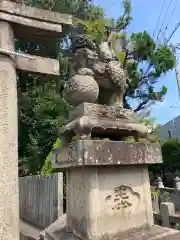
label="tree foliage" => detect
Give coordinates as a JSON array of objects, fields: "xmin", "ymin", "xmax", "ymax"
[
  {"xmin": 77, "ymin": 0, "xmax": 176, "ymax": 112},
  {"xmin": 18, "ymin": 0, "xmax": 175, "ymax": 175},
  {"xmin": 40, "ymin": 138, "xmax": 62, "ymax": 175},
  {"xmin": 18, "ymin": 0, "xmax": 104, "ymax": 175},
  {"xmin": 18, "ymin": 76, "xmax": 71, "ymax": 174},
  {"xmin": 149, "ymin": 138, "xmax": 180, "ymax": 178},
  {"xmin": 116, "ymin": 31, "xmax": 175, "ymax": 110},
  {"xmin": 116, "ymin": 0, "xmax": 132, "ymax": 30},
  {"xmin": 161, "ymin": 139, "xmax": 180, "ymax": 171}
]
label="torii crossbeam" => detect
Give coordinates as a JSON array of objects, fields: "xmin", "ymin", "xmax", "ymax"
[{"xmin": 0, "ymin": 1, "xmax": 72, "ymax": 239}]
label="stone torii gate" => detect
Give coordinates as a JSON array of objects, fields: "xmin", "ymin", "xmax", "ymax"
[{"xmin": 0, "ymin": 1, "xmax": 72, "ymax": 239}]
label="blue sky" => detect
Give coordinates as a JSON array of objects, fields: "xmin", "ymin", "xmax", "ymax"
[{"xmin": 93, "ymin": 0, "xmax": 180, "ymax": 125}]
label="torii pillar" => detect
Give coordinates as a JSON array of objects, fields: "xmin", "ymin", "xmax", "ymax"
[
  {"xmin": 0, "ymin": 20, "xmax": 19, "ymax": 240},
  {"xmin": 0, "ymin": 1, "xmax": 72, "ymax": 239}
]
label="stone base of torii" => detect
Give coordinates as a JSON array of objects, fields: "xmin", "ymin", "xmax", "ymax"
[{"xmin": 0, "ymin": 1, "xmax": 72, "ymax": 239}]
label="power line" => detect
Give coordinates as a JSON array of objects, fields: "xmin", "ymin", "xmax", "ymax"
[
  {"xmin": 165, "ymin": 21, "xmax": 180, "ymax": 43},
  {"xmin": 144, "ymin": 1, "xmax": 171, "ymax": 82},
  {"xmin": 144, "ymin": 0, "xmax": 176, "ymax": 85},
  {"xmin": 156, "ymin": 0, "xmax": 173, "ymax": 40},
  {"xmin": 153, "ymin": 0, "xmax": 166, "ymax": 37},
  {"xmin": 161, "ymin": 0, "xmax": 179, "ymax": 41}
]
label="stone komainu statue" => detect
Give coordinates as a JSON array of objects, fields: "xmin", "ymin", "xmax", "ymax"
[
  {"xmin": 71, "ymin": 33, "xmax": 97, "ymax": 53},
  {"xmin": 66, "ymin": 29, "xmax": 127, "ymax": 108},
  {"xmin": 60, "ymin": 27, "xmax": 149, "ymax": 145}
]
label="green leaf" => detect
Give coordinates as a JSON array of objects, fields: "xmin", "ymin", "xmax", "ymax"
[{"xmin": 118, "ymin": 51, "xmax": 126, "ymax": 64}]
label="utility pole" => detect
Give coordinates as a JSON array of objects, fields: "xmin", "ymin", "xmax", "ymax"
[
  {"xmin": 170, "ymin": 44, "xmax": 180, "ymax": 108},
  {"xmin": 175, "ymin": 58, "xmax": 180, "ymax": 98}
]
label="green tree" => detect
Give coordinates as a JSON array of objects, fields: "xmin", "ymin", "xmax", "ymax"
[
  {"xmin": 77, "ymin": 0, "xmax": 176, "ymax": 112},
  {"xmin": 123, "ymin": 34, "xmax": 175, "ymax": 112},
  {"xmin": 18, "ymin": 0, "xmax": 175, "ymax": 175},
  {"xmin": 149, "ymin": 138, "xmax": 180, "ymax": 179},
  {"xmin": 18, "ymin": 0, "xmax": 105, "ymax": 174},
  {"xmin": 18, "ymin": 77, "xmax": 71, "ymax": 174},
  {"xmin": 40, "ymin": 138, "xmax": 63, "ymax": 175},
  {"xmin": 161, "ymin": 139, "xmax": 180, "ymax": 172}
]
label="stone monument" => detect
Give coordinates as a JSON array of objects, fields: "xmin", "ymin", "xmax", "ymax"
[
  {"xmin": 0, "ymin": 1, "xmax": 72, "ymax": 239},
  {"xmin": 48, "ymin": 33, "xmax": 180, "ymax": 239}
]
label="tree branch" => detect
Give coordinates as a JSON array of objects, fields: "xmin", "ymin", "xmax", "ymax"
[
  {"xmin": 134, "ymin": 99, "xmax": 149, "ymax": 112},
  {"xmin": 121, "ymin": 9, "xmax": 128, "ymax": 22},
  {"xmin": 139, "ymin": 72, "xmax": 157, "ymax": 88},
  {"xmin": 126, "ymin": 50, "xmax": 137, "ymax": 57},
  {"xmin": 116, "ymin": 9, "xmax": 128, "ymax": 29},
  {"xmin": 130, "ymin": 94, "xmax": 148, "ymax": 99},
  {"xmin": 141, "ymin": 72, "xmax": 155, "ymax": 80},
  {"xmin": 142, "ymin": 64, "xmax": 153, "ymax": 78}
]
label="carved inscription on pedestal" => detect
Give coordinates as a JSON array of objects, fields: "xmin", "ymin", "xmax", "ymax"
[{"xmin": 105, "ymin": 185, "xmax": 140, "ymax": 217}]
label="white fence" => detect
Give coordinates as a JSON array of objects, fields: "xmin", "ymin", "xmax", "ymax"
[{"xmin": 19, "ymin": 173, "xmax": 63, "ymax": 229}]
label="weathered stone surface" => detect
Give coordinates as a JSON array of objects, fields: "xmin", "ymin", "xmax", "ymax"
[
  {"xmin": 0, "ymin": 2, "xmax": 72, "ymax": 240},
  {"xmin": 66, "ymin": 166, "xmax": 153, "ymax": 240},
  {"xmin": 59, "ymin": 116, "xmax": 149, "ymax": 141},
  {"xmin": 73, "ymin": 48, "xmax": 99, "ymax": 71},
  {"xmin": 92, "ymin": 61, "xmax": 106, "ymax": 76},
  {"xmin": 46, "ymin": 20, "xmax": 173, "ymax": 240},
  {"xmin": 73, "ymin": 48, "xmax": 110, "ymax": 88},
  {"xmin": 41, "ymin": 213, "xmax": 180, "ymax": 240},
  {"xmin": 77, "ymin": 68, "xmax": 94, "ymax": 76},
  {"xmin": 160, "ymin": 202, "xmax": 175, "ymax": 228},
  {"xmin": 69, "ymin": 102, "xmax": 134, "ymax": 121},
  {"xmin": 0, "ymin": 1, "xmax": 72, "ymax": 25},
  {"xmin": 0, "ymin": 1, "xmax": 73, "ymax": 40},
  {"xmin": 71, "ymin": 34, "xmax": 96, "ymax": 52},
  {"xmin": 0, "ymin": 21, "xmax": 19, "ymax": 240},
  {"xmin": 115, "ymin": 225, "xmax": 180, "ymax": 239},
  {"xmin": 65, "ymin": 75, "xmax": 99, "ymax": 106},
  {"xmin": 99, "ymin": 41, "xmax": 114, "ymax": 61},
  {"xmin": 42, "ymin": 215, "xmax": 180, "ymax": 240},
  {"xmin": 108, "ymin": 61, "xmax": 126, "ymax": 88},
  {"xmin": 98, "ymin": 87, "xmax": 125, "ymax": 105},
  {"xmin": 40, "ymin": 214, "xmax": 71, "ymax": 240},
  {"xmin": 107, "ymin": 90, "xmax": 125, "ymax": 107},
  {"xmin": 68, "ymin": 31, "xmax": 128, "ymax": 106},
  {"xmin": 20, "ymin": 219, "xmax": 41, "ymax": 240},
  {"xmin": 0, "ymin": 12, "xmax": 62, "ymax": 40},
  {"xmin": 54, "ymin": 140, "xmax": 162, "ymax": 167},
  {"xmin": 15, "ymin": 54, "xmax": 59, "ymax": 75}
]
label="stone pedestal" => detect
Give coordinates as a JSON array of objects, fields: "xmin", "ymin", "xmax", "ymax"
[
  {"xmin": 53, "ymin": 140, "xmax": 168, "ymax": 240},
  {"xmin": 48, "ymin": 103, "xmax": 180, "ymax": 239},
  {"xmin": 49, "ymin": 139, "xmax": 180, "ymax": 240},
  {"xmin": 67, "ymin": 165, "xmax": 153, "ymax": 240}
]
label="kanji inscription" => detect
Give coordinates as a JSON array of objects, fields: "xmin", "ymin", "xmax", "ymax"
[{"xmin": 105, "ymin": 185, "xmax": 140, "ymax": 215}]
